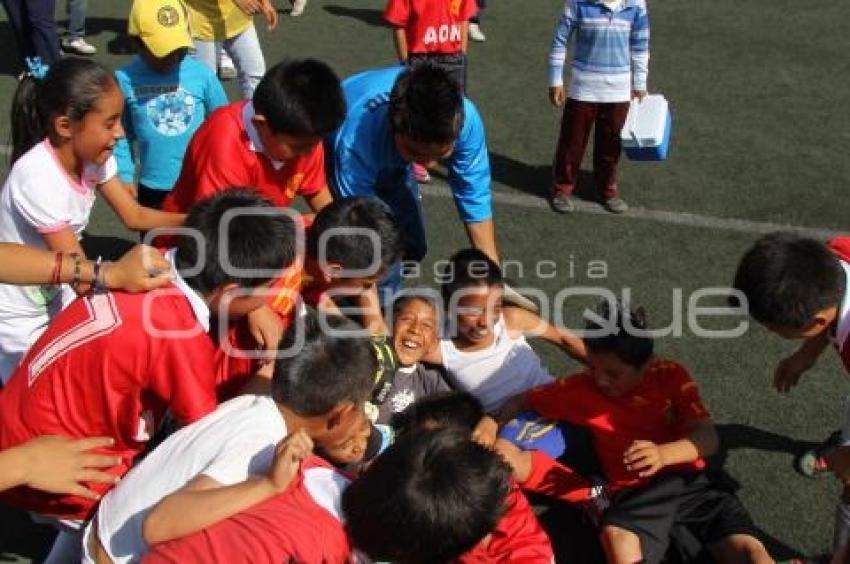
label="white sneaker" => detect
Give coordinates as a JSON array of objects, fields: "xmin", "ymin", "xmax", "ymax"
[
  {"xmin": 290, "ymin": 0, "xmax": 308, "ymax": 17},
  {"xmin": 468, "ymin": 22, "xmax": 486, "ymax": 42},
  {"xmin": 61, "ymin": 37, "xmax": 97, "ymax": 55}
]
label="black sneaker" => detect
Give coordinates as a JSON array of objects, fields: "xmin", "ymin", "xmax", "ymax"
[{"xmin": 550, "ymin": 189, "xmax": 576, "ymax": 213}]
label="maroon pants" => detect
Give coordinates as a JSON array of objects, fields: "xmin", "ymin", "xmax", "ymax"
[{"xmin": 552, "ymin": 98, "xmax": 630, "ymax": 200}]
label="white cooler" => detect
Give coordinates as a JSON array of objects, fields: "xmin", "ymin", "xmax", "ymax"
[{"xmin": 621, "ymin": 94, "xmax": 672, "ymax": 161}]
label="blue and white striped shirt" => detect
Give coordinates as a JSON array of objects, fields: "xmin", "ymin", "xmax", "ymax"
[{"xmin": 548, "ymin": 0, "xmax": 650, "ymax": 103}]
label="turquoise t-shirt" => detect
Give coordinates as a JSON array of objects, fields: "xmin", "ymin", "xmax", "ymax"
[{"xmin": 114, "ymin": 55, "xmax": 228, "ymax": 191}]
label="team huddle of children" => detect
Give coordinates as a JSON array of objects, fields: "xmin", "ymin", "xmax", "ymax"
[{"xmin": 0, "ymin": 0, "xmax": 845, "ymax": 562}]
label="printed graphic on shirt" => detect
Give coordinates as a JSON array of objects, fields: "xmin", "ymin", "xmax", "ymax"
[
  {"xmin": 389, "ymin": 389, "xmax": 416, "ymax": 413},
  {"xmin": 422, "ymin": 24, "xmax": 463, "ymax": 46},
  {"xmin": 143, "ymin": 86, "xmax": 197, "ymax": 137}
]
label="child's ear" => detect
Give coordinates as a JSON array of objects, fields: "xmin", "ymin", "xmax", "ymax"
[
  {"xmin": 326, "ymin": 401, "xmax": 357, "ymax": 432},
  {"xmin": 54, "ymin": 115, "xmax": 73, "ymax": 140},
  {"xmin": 251, "ymin": 114, "xmax": 269, "ymax": 135}
]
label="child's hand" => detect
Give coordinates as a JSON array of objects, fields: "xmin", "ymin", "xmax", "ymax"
[
  {"xmin": 623, "ymin": 440, "xmax": 666, "ymax": 478},
  {"xmin": 105, "ymin": 245, "xmax": 172, "ymax": 292},
  {"xmin": 549, "ymin": 86, "xmax": 566, "ymax": 107},
  {"xmin": 266, "ymin": 430, "xmax": 313, "ymax": 494},
  {"xmin": 246, "ymin": 305, "xmax": 284, "ymax": 366},
  {"xmin": 773, "ymin": 351, "xmax": 815, "ymax": 393},
  {"xmin": 472, "ymin": 416, "xmax": 499, "ymax": 449},
  {"xmin": 259, "ymin": 0, "xmax": 279, "ymax": 30},
  {"xmin": 19, "ymin": 436, "xmax": 121, "ymax": 499}
]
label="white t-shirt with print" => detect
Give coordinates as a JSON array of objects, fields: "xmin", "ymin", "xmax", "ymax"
[
  {"xmin": 86, "ymin": 394, "xmax": 287, "ymax": 564},
  {"xmin": 0, "ymin": 139, "xmax": 117, "ymax": 382}
]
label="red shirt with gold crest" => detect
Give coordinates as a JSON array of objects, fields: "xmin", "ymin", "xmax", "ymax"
[
  {"xmin": 526, "ymin": 359, "xmax": 711, "ymax": 490},
  {"xmin": 162, "ymin": 101, "xmax": 325, "ymax": 212}
]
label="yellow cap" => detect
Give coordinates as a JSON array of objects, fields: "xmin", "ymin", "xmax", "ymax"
[{"xmin": 128, "ymin": 0, "xmax": 193, "ymax": 59}]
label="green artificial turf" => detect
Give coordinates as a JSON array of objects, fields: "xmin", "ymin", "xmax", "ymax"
[{"xmin": 1, "ymin": 0, "xmax": 847, "ymax": 560}]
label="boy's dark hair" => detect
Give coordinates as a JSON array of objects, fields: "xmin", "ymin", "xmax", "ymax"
[
  {"xmin": 391, "ymin": 291, "xmax": 439, "ymax": 319},
  {"xmin": 440, "ymin": 248, "xmax": 503, "ymax": 304},
  {"xmin": 343, "ymin": 427, "xmax": 511, "ymax": 564},
  {"xmin": 306, "ymin": 197, "xmax": 403, "ymax": 273},
  {"xmin": 272, "ymin": 312, "xmax": 376, "ymax": 416},
  {"xmin": 731, "ymin": 232, "xmax": 845, "ymax": 329},
  {"xmin": 391, "ymin": 391, "xmax": 484, "ymax": 435},
  {"xmin": 584, "ymin": 300, "xmax": 654, "ymax": 369},
  {"xmin": 11, "ymin": 58, "xmax": 115, "ymax": 164},
  {"xmin": 174, "ymin": 189, "xmax": 296, "ymax": 295},
  {"xmin": 389, "ymin": 64, "xmax": 464, "ymax": 144},
  {"xmin": 252, "ymin": 59, "xmax": 346, "ymax": 137}
]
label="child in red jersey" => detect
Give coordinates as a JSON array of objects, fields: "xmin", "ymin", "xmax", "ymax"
[
  {"xmin": 497, "ymin": 300, "xmax": 772, "ymax": 564},
  {"xmin": 384, "ymin": 0, "xmax": 477, "ymax": 92},
  {"xmin": 0, "ymin": 191, "xmax": 297, "ymax": 560},
  {"xmin": 384, "ymin": 0, "xmax": 477, "ymax": 183},
  {"xmin": 162, "ymin": 58, "xmax": 345, "ymax": 215}
]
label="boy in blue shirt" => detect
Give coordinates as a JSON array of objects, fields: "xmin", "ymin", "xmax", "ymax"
[
  {"xmin": 326, "ymin": 64, "xmax": 497, "ymax": 294},
  {"xmin": 114, "ymin": 0, "xmax": 228, "ymax": 209}
]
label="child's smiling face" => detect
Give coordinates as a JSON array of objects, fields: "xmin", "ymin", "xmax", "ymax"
[
  {"xmin": 68, "ymin": 81, "xmax": 124, "ymax": 166},
  {"xmin": 393, "ymin": 298, "xmax": 438, "ymax": 366},
  {"xmin": 451, "ymin": 284, "xmax": 503, "ymax": 347}
]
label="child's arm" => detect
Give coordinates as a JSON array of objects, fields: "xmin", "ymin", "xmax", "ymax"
[
  {"xmin": 504, "ymin": 305, "xmax": 587, "ymax": 364},
  {"xmin": 99, "ymin": 177, "xmax": 186, "ymax": 232},
  {"xmin": 623, "ymin": 419, "xmax": 719, "ymax": 479},
  {"xmin": 774, "ymin": 330, "xmax": 830, "ymax": 393},
  {"xmin": 304, "ymin": 187, "xmax": 333, "ymax": 214},
  {"xmin": 548, "ymin": 0, "xmax": 576, "ymax": 107},
  {"xmin": 393, "ymin": 27, "xmax": 409, "ymax": 63},
  {"xmin": 41, "ymin": 228, "xmax": 90, "ymax": 294},
  {"xmin": 142, "ymin": 429, "xmax": 312, "ymax": 546},
  {"xmin": 629, "ymin": 0, "xmax": 650, "ymax": 99}
]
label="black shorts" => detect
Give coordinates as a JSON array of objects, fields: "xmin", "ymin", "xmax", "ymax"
[{"xmin": 602, "ymin": 472, "xmax": 758, "ymax": 564}]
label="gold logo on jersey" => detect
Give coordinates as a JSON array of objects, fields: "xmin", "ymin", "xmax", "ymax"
[{"xmin": 450, "ymin": 0, "xmax": 462, "ymax": 16}]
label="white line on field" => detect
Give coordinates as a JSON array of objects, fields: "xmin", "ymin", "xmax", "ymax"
[
  {"xmin": 420, "ymin": 184, "xmax": 841, "ymax": 240},
  {"xmin": 0, "ymin": 143, "xmax": 837, "ymax": 239}
]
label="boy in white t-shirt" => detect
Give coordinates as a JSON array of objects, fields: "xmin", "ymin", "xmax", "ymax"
[
  {"xmin": 424, "ymin": 248, "xmax": 587, "ymax": 414},
  {"xmin": 85, "ymin": 313, "xmax": 376, "ymax": 563}
]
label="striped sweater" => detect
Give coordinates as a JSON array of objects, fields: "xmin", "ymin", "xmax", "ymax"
[{"xmin": 548, "ymin": 0, "xmax": 650, "ymax": 103}]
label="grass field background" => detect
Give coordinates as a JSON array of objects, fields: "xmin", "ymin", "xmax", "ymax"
[{"xmin": 0, "ymin": 0, "xmax": 847, "ymax": 560}]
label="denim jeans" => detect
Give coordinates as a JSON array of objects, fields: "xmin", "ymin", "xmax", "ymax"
[
  {"xmin": 65, "ymin": 0, "xmax": 86, "ymax": 38},
  {"xmin": 192, "ymin": 25, "xmax": 265, "ymax": 99},
  {"xmin": 1, "ymin": 0, "xmax": 60, "ymax": 67}
]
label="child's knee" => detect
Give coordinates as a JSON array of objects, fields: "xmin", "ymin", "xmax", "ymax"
[
  {"xmin": 710, "ymin": 534, "xmax": 773, "ymax": 564},
  {"xmin": 599, "ymin": 524, "xmax": 639, "ymax": 548}
]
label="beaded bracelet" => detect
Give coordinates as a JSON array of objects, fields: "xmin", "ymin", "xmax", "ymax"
[{"xmin": 69, "ymin": 253, "xmax": 82, "ymax": 290}]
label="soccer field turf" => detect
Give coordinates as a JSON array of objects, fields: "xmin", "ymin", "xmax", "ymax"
[{"xmin": 1, "ymin": 0, "xmax": 847, "ymax": 560}]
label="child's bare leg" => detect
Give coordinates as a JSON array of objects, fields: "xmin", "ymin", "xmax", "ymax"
[
  {"xmin": 493, "ymin": 438, "xmax": 533, "ymax": 481},
  {"xmin": 707, "ymin": 534, "xmax": 774, "ymax": 564},
  {"xmin": 599, "ymin": 525, "xmax": 642, "ymax": 564}
]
